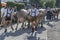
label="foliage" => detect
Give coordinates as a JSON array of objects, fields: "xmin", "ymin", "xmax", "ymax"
[
  {"xmin": 56, "ymin": 0, "xmax": 60, "ymax": 7},
  {"xmin": 6, "ymin": 1, "xmax": 25, "ymax": 10},
  {"xmin": 30, "ymin": 0, "xmax": 57, "ymax": 8}
]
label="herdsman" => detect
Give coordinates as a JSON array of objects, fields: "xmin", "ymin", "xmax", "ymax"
[
  {"xmin": 1, "ymin": 6, "xmax": 13, "ymax": 33},
  {"xmin": 13, "ymin": 6, "xmax": 17, "ymax": 23},
  {"xmin": 5, "ymin": 6, "xmax": 14, "ymax": 32},
  {"xmin": 1, "ymin": 6, "xmax": 8, "ymax": 33},
  {"xmin": 46, "ymin": 7, "xmax": 53, "ymax": 24},
  {"xmin": 29, "ymin": 4, "xmax": 39, "ymax": 33},
  {"xmin": 1, "ymin": 6, "xmax": 7, "ymax": 26},
  {"xmin": 6, "ymin": 6, "xmax": 12, "ymax": 21}
]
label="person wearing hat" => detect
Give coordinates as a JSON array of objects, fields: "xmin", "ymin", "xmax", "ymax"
[
  {"xmin": 1, "ymin": 5, "xmax": 13, "ymax": 32},
  {"xmin": 29, "ymin": 4, "xmax": 39, "ymax": 33},
  {"xmin": 1, "ymin": 2, "xmax": 7, "ymax": 25},
  {"xmin": 1, "ymin": 5, "xmax": 8, "ymax": 32},
  {"xmin": 46, "ymin": 7, "xmax": 52, "ymax": 24},
  {"xmin": 1, "ymin": 6, "xmax": 7, "ymax": 24}
]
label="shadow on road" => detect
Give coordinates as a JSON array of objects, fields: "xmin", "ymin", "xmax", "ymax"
[
  {"xmin": 0, "ymin": 26, "xmax": 46, "ymax": 40},
  {"xmin": 0, "ymin": 17, "xmax": 1, "ymax": 24},
  {"xmin": 47, "ymin": 23, "xmax": 54, "ymax": 28},
  {"xmin": 54, "ymin": 18, "xmax": 60, "ymax": 22}
]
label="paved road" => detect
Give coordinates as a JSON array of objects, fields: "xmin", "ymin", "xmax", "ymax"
[
  {"xmin": 0, "ymin": 14, "xmax": 60, "ymax": 40},
  {"xmin": 47, "ymin": 21, "xmax": 60, "ymax": 40},
  {"xmin": 47, "ymin": 14, "xmax": 60, "ymax": 40},
  {"xmin": 0, "ymin": 22, "xmax": 48, "ymax": 40}
]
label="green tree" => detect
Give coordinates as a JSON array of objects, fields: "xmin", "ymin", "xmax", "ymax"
[
  {"xmin": 30, "ymin": 0, "xmax": 46, "ymax": 8},
  {"xmin": 6, "ymin": 1, "xmax": 25, "ymax": 11},
  {"xmin": 56, "ymin": 0, "xmax": 60, "ymax": 7},
  {"xmin": 30, "ymin": 0, "xmax": 56, "ymax": 8},
  {"xmin": 45, "ymin": 0, "xmax": 56, "ymax": 8}
]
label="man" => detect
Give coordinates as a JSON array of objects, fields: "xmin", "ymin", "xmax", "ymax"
[
  {"xmin": 13, "ymin": 6, "xmax": 17, "ymax": 23},
  {"xmin": 1, "ymin": 6, "xmax": 8, "ymax": 33},
  {"xmin": 29, "ymin": 4, "xmax": 39, "ymax": 33},
  {"xmin": 1, "ymin": 6, "xmax": 7, "ymax": 25},
  {"xmin": 1, "ymin": 6, "xmax": 7, "ymax": 17},
  {"xmin": 14, "ymin": 6, "xmax": 17, "ymax": 14},
  {"xmin": 5, "ymin": 6, "xmax": 13, "ymax": 22},
  {"xmin": 46, "ymin": 7, "xmax": 52, "ymax": 24}
]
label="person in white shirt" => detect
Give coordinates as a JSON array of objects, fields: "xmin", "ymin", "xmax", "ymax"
[
  {"xmin": 1, "ymin": 6, "xmax": 7, "ymax": 17},
  {"xmin": 29, "ymin": 4, "xmax": 39, "ymax": 22},
  {"xmin": 30, "ymin": 5, "xmax": 39, "ymax": 17},
  {"xmin": 1, "ymin": 6, "xmax": 13, "ymax": 33},
  {"xmin": 29, "ymin": 4, "xmax": 39, "ymax": 33},
  {"xmin": 1, "ymin": 6, "xmax": 7, "ymax": 24},
  {"xmin": 1, "ymin": 6, "xmax": 8, "ymax": 32},
  {"xmin": 5, "ymin": 6, "xmax": 12, "ymax": 21},
  {"xmin": 14, "ymin": 6, "xmax": 17, "ymax": 14}
]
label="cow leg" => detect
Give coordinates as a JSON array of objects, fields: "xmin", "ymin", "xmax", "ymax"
[
  {"xmin": 31, "ymin": 26, "xmax": 34, "ymax": 33},
  {"xmin": 21, "ymin": 21, "xmax": 25, "ymax": 29},
  {"xmin": 27, "ymin": 20, "xmax": 30, "ymax": 28},
  {"xmin": 41, "ymin": 22, "xmax": 43, "ymax": 28},
  {"xmin": 4, "ymin": 27, "xmax": 7, "ymax": 33},
  {"xmin": 1, "ymin": 18, "xmax": 4, "ymax": 27},
  {"xmin": 57, "ymin": 14, "xmax": 58, "ymax": 20},
  {"xmin": 10, "ymin": 15, "xmax": 14, "ymax": 30},
  {"xmin": 54, "ymin": 15, "xmax": 55, "ymax": 20},
  {"xmin": 35, "ymin": 25, "xmax": 37, "ymax": 31},
  {"xmin": 31, "ymin": 21, "xmax": 36, "ymax": 33},
  {"xmin": 35, "ymin": 20, "xmax": 39, "ymax": 31},
  {"xmin": 43, "ymin": 16, "xmax": 45, "ymax": 23},
  {"xmin": 31, "ymin": 25, "xmax": 35, "ymax": 33},
  {"xmin": 51, "ymin": 16, "xmax": 54, "ymax": 20},
  {"xmin": 15, "ymin": 19, "xmax": 19, "ymax": 30},
  {"xmin": 4, "ymin": 21, "xmax": 8, "ymax": 33},
  {"xmin": 10, "ymin": 20, "xmax": 14, "ymax": 30},
  {"xmin": 4, "ymin": 28, "xmax": 7, "ymax": 33}
]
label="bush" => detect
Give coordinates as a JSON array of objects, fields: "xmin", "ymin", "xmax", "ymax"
[
  {"xmin": 56, "ymin": 0, "xmax": 60, "ymax": 7},
  {"xmin": 7, "ymin": 1, "xmax": 16, "ymax": 7},
  {"xmin": 6, "ymin": 2, "xmax": 25, "ymax": 11},
  {"xmin": 45, "ymin": 0, "xmax": 56, "ymax": 8},
  {"xmin": 15, "ymin": 3, "xmax": 25, "ymax": 11},
  {"xmin": 30, "ymin": 0, "xmax": 56, "ymax": 8}
]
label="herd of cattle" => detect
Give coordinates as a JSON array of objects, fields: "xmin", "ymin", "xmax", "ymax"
[{"xmin": 0, "ymin": 8, "xmax": 60, "ymax": 33}]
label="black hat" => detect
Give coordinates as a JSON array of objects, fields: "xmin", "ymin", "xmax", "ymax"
[{"xmin": 32, "ymin": 4, "xmax": 36, "ymax": 7}]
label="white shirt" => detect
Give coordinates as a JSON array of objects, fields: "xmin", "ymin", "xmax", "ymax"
[
  {"xmin": 4, "ymin": 8, "xmax": 7, "ymax": 17},
  {"xmin": 30, "ymin": 8, "xmax": 39, "ymax": 16},
  {"xmin": 7, "ymin": 8, "xmax": 12, "ymax": 14},
  {"xmin": 1, "ymin": 8, "xmax": 7, "ymax": 17}
]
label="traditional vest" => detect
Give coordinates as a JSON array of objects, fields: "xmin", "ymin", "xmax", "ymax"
[
  {"xmin": 30, "ymin": 8, "xmax": 37, "ymax": 17},
  {"xmin": 6, "ymin": 8, "xmax": 12, "ymax": 17}
]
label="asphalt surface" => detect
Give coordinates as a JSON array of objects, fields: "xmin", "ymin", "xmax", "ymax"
[{"xmin": 0, "ymin": 14, "xmax": 60, "ymax": 40}]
